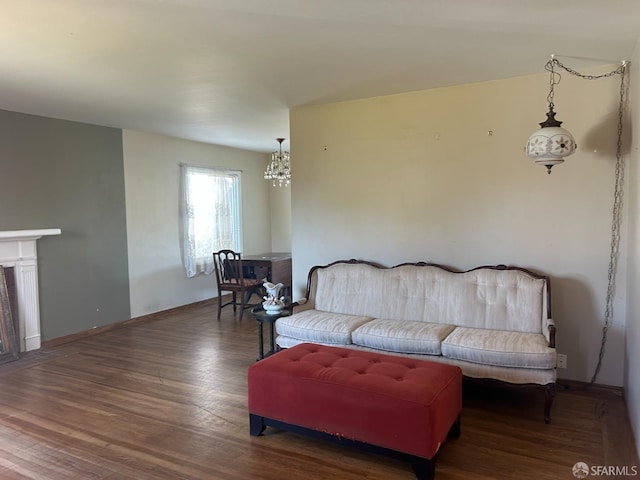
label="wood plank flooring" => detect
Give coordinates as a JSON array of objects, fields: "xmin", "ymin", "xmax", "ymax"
[{"xmin": 0, "ymin": 300, "xmax": 637, "ymax": 479}]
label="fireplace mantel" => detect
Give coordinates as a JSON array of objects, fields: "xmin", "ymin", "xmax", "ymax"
[
  {"xmin": 0, "ymin": 229, "xmax": 62, "ymax": 242},
  {"xmin": 0, "ymin": 228, "xmax": 62, "ymax": 351}
]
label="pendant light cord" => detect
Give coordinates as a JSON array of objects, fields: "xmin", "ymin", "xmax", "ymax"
[
  {"xmin": 591, "ymin": 63, "xmax": 628, "ymax": 384},
  {"xmin": 550, "ymin": 58, "xmax": 629, "ymax": 384}
]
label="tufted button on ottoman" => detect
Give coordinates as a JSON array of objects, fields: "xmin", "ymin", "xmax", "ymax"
[{"xmin": 248, "ymin": 343, "xmax": 462, "ymax": 480}]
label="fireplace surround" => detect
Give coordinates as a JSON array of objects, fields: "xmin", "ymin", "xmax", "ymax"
[{"xmin": 0, "ymin": 229, "xmax": 61, "ymax": 351}]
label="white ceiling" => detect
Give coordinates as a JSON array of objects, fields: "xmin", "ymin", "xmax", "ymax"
[{"xmin": 1, "ymin": 0, "xmax": 639, "ymax": 153}]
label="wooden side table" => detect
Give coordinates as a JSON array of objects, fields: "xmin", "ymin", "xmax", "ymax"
[{"xmin": 250, "ymin": 306, "xmax": 289, "ymax": 360}]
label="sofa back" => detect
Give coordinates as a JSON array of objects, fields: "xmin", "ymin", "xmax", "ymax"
[{"xmin": 308, "ymin": 261, "xmax": 549, "ymax": 334}]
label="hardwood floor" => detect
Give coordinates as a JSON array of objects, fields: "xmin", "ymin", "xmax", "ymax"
[{"xmin": 0, "ymin": 300, "xmax": 637, "ymax": 479}]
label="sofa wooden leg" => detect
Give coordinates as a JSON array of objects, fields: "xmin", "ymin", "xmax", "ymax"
[{"xmin": 543, "ymin": 384, "xmax": 555, "ymax": 424}]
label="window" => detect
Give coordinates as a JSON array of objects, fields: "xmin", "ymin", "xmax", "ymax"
[{"xmin": 181, "ymin": 164, "xmax": 242, "ymax": 277}]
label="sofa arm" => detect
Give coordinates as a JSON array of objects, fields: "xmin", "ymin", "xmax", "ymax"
[
  {"xmin": 287, "ymin": 298, "xmax": 308, "ymax": 314},
  {"xmin": 544, "ymin": 317, "xmax": 556, "ymax": 348}
]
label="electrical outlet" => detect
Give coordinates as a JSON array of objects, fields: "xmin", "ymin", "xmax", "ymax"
[{"xmin": 557, "ymin": 354, "xmax": 567, "ymax": 369}]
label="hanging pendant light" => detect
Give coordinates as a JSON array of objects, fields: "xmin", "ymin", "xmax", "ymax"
[
  {"xmin": 525, "ymin": 56, "xmax": 577, "ymax": 174},
  {"xmin": 264, "ymin": 138, "xmax": 291, "ymax": 187}
]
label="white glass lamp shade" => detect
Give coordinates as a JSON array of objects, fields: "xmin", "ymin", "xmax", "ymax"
[
  {"xmin": 525, "ymin": 108, "xmax": 576, "ymax": 173},
  {"xmin": 525, "ymin": 126, "xmax": 576, "ymax": 164}
]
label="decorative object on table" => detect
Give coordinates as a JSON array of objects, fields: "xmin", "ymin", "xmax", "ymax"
[
  {"xmin": 262, "ymin": 281, "xmax": 285, "ymax": 313},
  {"xmin": 264, "ymin": 138, "xmax": 291, "ymax": 187}
]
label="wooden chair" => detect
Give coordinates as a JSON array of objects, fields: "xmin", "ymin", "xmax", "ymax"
[{"xmin": 213, "ymin": 250, "xmax": 261, "ymax": 320}]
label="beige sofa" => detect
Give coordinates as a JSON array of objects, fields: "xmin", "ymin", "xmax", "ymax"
[{"xmin": 276, "ymin": 259, "xmax": 557, "ymax": 422}]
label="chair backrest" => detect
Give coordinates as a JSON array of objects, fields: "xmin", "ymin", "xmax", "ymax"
[{"xmin": 213, "ymin": 249, "xmax": 244, "ymax": 287}]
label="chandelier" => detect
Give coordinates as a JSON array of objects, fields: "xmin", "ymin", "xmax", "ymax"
[
  {"xmin": 524, "ymin": 55, "xmax": 577, "ymax": 174},
  {"xmin": 264, "ymin": 138, "xmax": 291, "ymax": 187}
]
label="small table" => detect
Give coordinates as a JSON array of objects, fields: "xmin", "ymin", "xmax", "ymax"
[{"xmin": 250, "ymin": 306, "xmax": 289, "ymax": 360}]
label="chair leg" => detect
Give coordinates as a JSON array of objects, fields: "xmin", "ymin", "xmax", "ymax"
[
  {"xmin": 239, "ymin": 289, "xmax": 246, "ymax": 320},
  {"xmin": 543, "ymin": 384, "xmax": 555, "ymax": 424},
  {"xmin": 239, "ymin": 288, "xmax": 259, "ymax": 321},
  {"xmin": 232, "ymin": 292, "xmax": 237, "ymax": 313},
  {"xmin": 217, "ymin": 292, "xmax": 222, "ymax": 321}
]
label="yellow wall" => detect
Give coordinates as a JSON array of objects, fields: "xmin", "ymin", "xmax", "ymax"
[
  {"xmin": 291, "ymin": 67, "xmax": 628, "ymax": 386},
  {"xmin": 268, "ymin": 179, "xmax": 292, "ymax": 252},
  {"xmin": 123, "ymin": 130, "xmax": 272, "ymax": 317}
]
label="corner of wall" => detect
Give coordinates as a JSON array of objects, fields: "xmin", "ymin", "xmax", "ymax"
[{"xmin": 624, "ymin": 35, "xmax": 640, "ymax": 461}]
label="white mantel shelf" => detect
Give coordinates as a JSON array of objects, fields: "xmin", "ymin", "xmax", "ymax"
[
  {"xmin": 0, "ymin": 228, "xmax": 62, "ymax": 352},
  {"xmin": 0, "ymin": 229, "xmax": 62, "ymax": 241}
]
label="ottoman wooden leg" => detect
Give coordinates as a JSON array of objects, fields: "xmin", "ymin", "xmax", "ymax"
[
  {"xmin": 447, "ymin": 415, "xmax": 461, "ymax": 439},
  {"xmin": 412, "ymin": 458, "xmax": 436, "ymax": 480},
  {"xmin": 249, "ymin": 414, "xmax": 266, "ymax": 436}
]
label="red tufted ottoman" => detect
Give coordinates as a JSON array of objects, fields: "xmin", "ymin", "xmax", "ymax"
[{"xmin": 248, "ymin": 343, "xmax": 462, "ymax": 480}]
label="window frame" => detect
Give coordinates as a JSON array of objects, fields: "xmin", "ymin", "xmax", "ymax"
[{"xmin": 180, "ymin": 164, "xmax": 244, "ymax": 277}]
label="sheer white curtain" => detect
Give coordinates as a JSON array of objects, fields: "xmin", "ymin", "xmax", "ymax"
[{"xmin": 181, "ymin": 164, "xmax": 242, "ymax": 277}]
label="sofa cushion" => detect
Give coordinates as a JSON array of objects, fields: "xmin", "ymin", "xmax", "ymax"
[
  {"xmin": 352, "ymin": 319, "xmax": 456, "ymax": 355},
  {"xmin": 441, "ymin": 327, "xmax": 556, "ymax": 369},
  {"xmin": 275, "ymin": 310, "xmax": 373, "ymax": 345}
]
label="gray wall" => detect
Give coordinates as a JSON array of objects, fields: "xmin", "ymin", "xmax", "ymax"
[{"xmin": 0, "ymin": 109, "xmax": 130, "ymax": 341}]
